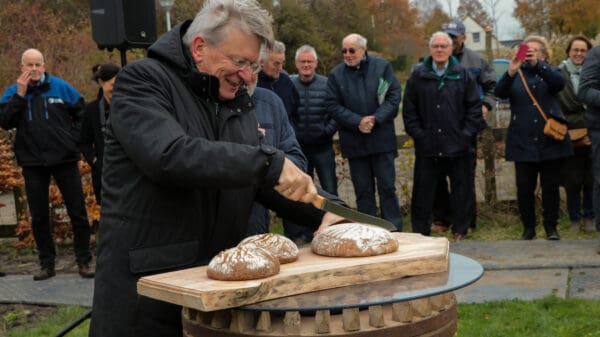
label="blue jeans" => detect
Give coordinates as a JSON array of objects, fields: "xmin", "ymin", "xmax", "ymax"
[
  {"xmin": 566, "ymin": 187, "xmax": 594, "ymax": 221},
  {"xmin": 305, "ymin": 147, "xmax": 338, "ymax": 196},
  {"xmin": 348, "ymin": 152, "xmax": 402, "ymax": 231},
  {"xmin": 588, "ymin": 129, "xmax": 600, "ymax": 231}
]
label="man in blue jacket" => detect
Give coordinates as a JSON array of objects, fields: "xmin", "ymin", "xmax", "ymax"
[
  {"xmin": 403, "ymin": 32, "xmax": 484, "ymax": 241},
  {"xmin": 292, "ymin": 45, "xmax": 338, "ymax": 197},
  {"xmin": 246, "ymin": 71, "xmax": 307, "ymax": 236},
  {"xmin": 325, "ymin": 33, "xmax": 403, "ymax": 231},
  {"xmin": 0, "ymin": 48, "xmax": 94, "ymax": 280}
]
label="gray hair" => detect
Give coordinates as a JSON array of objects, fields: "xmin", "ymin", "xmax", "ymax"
[
  {"xmin": 21, "ymin": 48, "xmax": 45, "ymax": 65},
  {"xmin": 342, "ymin": 33, "xmax": 367, "ymax": 49},
  {"xmin": 182, "ymin": 0, "xmax": 273, "ymax": 50},
  {"xmin": 295, "ymin": 45, "xmax": 318, "ymax": 61},
  {"xmin": 428, "ymin": 32, "xmax": 453, "ymax": 48},
  {"xmin": 260, "ymin": 40, "xmax": 285, "ymax": 63}
]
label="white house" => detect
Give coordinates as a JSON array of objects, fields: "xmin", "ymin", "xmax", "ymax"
[{"xmin": 461, "ymin": 16, "xmax": 501, "ymax": 53}]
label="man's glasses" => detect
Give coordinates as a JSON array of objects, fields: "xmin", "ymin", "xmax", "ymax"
[
  {"xmin": 211, "ymin": 44, "xmax": 261, "ymax": 74},
  {"xmin": 571, "ymin": 48, "xmax": 588, "ymax": 54},
  {"xmin": 341, "ymin": 48, "xmax": 356, "ymax": 55},
  {"xmin": 431, "ymin": 44, "xmax": 450, "ymax": 49}
]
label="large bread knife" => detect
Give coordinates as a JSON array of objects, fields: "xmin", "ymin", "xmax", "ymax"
[{"xmin": 311, "ymin": 195, "xmax": 397, "ymax": 231}]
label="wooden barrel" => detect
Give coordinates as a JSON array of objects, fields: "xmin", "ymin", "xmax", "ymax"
[{"xmin": 182, "ymin": 292, "xmax": 456, "ymax": 337}]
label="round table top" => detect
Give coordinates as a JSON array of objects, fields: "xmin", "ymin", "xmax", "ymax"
[{"xmin": 241, "ymin": 253, "xmax": 483, "ymax": 312}]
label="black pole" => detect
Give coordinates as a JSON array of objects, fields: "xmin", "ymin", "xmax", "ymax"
[
  {"xmin": 53, "ymin": 309, "xmax": 92, "ymax": 337},
  {"xmin": 119, "ymin": 48, "xmax": 127, "ymax": 66}
]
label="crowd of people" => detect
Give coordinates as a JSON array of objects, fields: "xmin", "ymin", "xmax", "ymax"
[{"xmin": 0, "ymin": 0, "xmax": 599, "ymax": 334}]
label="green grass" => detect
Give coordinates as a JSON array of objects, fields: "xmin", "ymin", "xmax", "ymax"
[
  {"xmin": 6, "ymin": 306, "xmax": 89, "ymax": 337},
  {"xmin": 457, "ymin": 296, "xmax": 600, "ymax": 337}
]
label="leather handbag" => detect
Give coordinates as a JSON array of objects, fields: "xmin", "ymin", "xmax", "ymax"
[{"xmin": 518, "ymin": 70, "xmax": 567, "ymax": 141}]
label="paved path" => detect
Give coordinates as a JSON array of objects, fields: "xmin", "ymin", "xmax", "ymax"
[{"xmin": 0, "ymin": 239, "xmax": 599, "ymax": 308}]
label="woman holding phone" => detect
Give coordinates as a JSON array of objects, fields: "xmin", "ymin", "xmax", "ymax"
[{"xmin": 495, "ymin": 35, "xmax": 573, "ymax": 240}]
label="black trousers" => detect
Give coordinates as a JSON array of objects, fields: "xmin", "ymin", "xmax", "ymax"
[
  {"xmin": 21, "ymin": 162, "xmax": 92, "ymax": 268},
  {"xmin": 514, "ymin": 160, "xmax": 562, "ymax": 231},
  {"xmin": 433, "ymin": 145, "xmax": 477, "ymax": 228},
  {"xmin": 411, "ymin": 154, "xmax": 474, "ymax": 236}
]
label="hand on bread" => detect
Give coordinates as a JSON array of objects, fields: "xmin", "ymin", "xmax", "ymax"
[{"xmin": 314, "ymin": 211, "xmax": 347, "ymax": 236}]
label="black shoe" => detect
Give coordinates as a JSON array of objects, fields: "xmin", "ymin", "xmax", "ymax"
[
  {"xmin": 521, "ymin": 228, "xmax": 536, "ymax": 240},
  {"xmin": 33, "ymin": 267, "xmax": 56, "ymax": 281},
  {"xmin": 0, "ymin": 271, "xmax": 5, "ymax": 277},
  {"xmin": 546, "ymin": 230, "xmax": 560, "ymax": 241},
  {"xmin": 78, "ymin": 263, "xmax": 95, "ymax": 278}
]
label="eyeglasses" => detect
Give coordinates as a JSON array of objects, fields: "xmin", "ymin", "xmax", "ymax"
[
  {"xmin": 431, "ymin": 44, "xmax": 450, "ymax": 49},
  {"xmin": 571, "ymin": 48, "xmax": 588, "ymax": 54},
  {"xmin": 210, "ymin": 43, "xmax": 261, "ymax": 74},
  {"xmin": 341, "ymin": 48, "xmax": 357, "ymax": 55}
]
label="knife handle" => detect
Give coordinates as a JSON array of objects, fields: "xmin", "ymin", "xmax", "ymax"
[{"xmin": 311, "ymin": 194, "xmax": 325, "ymax": 210}]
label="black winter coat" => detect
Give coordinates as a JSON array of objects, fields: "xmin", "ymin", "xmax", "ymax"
[
  {"xmin": 325, "ymin": 53, "xmax": 401, "ymax": 158},
  {"xmin": 403, "ymin": 56, "xmax": 484, "ymax": 157},
  {"xmin": 495, "ymin": 61, "xmax": 572, "ymax": 162},
  {"xmin": 579, "ymin": 46, "xmax": 600, "ymax": 130},
  {"xmin": 89, "ymin": 21, "xmax": 325, "ymax": 337}
]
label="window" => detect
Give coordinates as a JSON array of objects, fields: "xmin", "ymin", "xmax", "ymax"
[{"xmin": 473, "ymin": 32, "xmax": 480, "ymax": 43}]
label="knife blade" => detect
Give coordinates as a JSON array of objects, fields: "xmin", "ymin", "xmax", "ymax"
[{"xmin": 311, "ymin": 195, "xmax": 397, "ymax": 231}]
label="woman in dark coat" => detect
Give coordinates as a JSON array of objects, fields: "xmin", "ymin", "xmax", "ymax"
[
  {"xmin": 79, "ymin": 63, "xmax": 120, "ymax": 204},
  {"xmin": 495, "ymin": 35, "xmax": 572, "ymax": 240},
  {"xmin": 557, "ymin": 36, "xmax": 595, "ymax": 232}
]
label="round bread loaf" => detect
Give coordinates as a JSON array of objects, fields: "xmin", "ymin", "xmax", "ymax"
[
  {"xmin": 311, "ymin": 223, "xmax": 399, "ymax": 257},
  {"xmin": 239, "ymin": 233, "xmax": 299, "ymax": 264},
  {"xmin": 206, "ymin": 246, "xmax": 280, "ymax": 281}
]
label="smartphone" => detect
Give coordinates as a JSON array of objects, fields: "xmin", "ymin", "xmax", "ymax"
[{"xmin": 516, "ymin": 43, "xmax": 529, "ymax": 61}]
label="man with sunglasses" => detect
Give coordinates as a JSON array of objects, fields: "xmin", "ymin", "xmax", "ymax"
[
  {"xmin": 430, "ymin": 19, "xmax": 496, "ymax": 235},
  {"xmin": 89, "ymin": 1, "xmax": 343, "ymax": 336},
  {"xmin": 325, "ymin": 33, "xmax": 403, "ymax": 231}
]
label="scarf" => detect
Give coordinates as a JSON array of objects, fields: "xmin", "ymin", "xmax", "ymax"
[{"xmin": 563, "ymin": 58, "xmax": 582, "ymax": 95}]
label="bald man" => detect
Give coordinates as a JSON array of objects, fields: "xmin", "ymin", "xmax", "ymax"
[{"xmin": 0, "ymin": 49, "xmax": 94, "ymax": 281}]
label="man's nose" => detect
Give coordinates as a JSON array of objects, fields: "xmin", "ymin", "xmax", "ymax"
[{"xmin": 237, "ymin": 69, "xmax": 253, "ymax": 83}]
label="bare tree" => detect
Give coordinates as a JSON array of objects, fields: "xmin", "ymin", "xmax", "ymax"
[{"xmin": 481, "ymin": 0, "xmax": 503, "ymax": 37}]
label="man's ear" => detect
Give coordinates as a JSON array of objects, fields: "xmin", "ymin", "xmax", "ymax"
[{"xmin": 190, "ymin": 35, "xmax": 208, "ymax": 64}]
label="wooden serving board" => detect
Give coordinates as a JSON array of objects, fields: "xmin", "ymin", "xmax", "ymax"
[{"xmin": 137, "ymin": 233, "xmax": 449, "ymax": 312}]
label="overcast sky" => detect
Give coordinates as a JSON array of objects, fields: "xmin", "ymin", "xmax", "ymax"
[{"xmin": 441, "ymin": 0, "xmax": 524, "ymax": 40}]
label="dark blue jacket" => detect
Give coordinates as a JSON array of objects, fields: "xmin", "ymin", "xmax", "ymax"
[
  {"xmin": 579, "ymin": 46, "xmax": 600, "ymax": 130},
  {"xmin": 291, "ymin": 74, "xmax": 337, "ymax": 151},
  {"xmin": 253, "ymin": 87, "xmax": 306, "ymax": 170},
  {"xmin": 403, "ymin": 56, "xmax": 484, "ymax": 157},
  {"xmin": 257, "ymin": 70, "xmax": 299, "ymax": 119},
  {"xmin": 325, "ymin": 53, "xmax": 401, "ymax": 158},
  {"xmin": 0, "ymin": 73, "xmax": 84, "ymax": 166},
  {"xmin": 495, "ymin": 61, "xmax": 572, "ymax": 162}
]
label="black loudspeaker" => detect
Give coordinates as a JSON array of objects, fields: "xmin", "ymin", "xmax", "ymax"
[{"xmin": 90, "ymin": 0, "xmax": 157, "ymax": 50}]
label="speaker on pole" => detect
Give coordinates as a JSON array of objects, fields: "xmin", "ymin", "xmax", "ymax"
[{"xmin": 90, "ymin": 0, "xmax": 157, "ymax": 51}]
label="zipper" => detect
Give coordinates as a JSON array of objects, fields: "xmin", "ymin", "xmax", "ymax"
[
  {"xmin": 44, "ymin": 100, "xmax": 49, "ymax": 119},
  {"xmin": 214, "ymin": 102, "xmax": 220, "ymax": 138},
  {"xmin": 27, "ymin": 101, "xmax": 32, "ymax": 121}
]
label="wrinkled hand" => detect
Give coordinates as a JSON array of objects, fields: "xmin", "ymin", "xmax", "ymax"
[
  {"xmin": 16, "ymin": 71, "xmax": 32, "ymax": 97},
  {"xmin": 274, "ymin": 157, "xmax": 318, "ymax": 203},
  {"xmin": 507, "ymin": 55, "xmax": 523, "ymax": 77},
  {"xmin": 358, "ymin": 115, "xmax": 375, "ymax": 134},
  {"xmin": 314, "ymin": 212, "xmax": 347, "ymax": 235}
]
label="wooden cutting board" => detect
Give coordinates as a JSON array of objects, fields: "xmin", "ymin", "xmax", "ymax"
[{"xmin": 137, "ymin": 233, "xmax": 449, "ymax": 312}]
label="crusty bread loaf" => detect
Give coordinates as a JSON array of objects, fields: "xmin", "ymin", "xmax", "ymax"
[
  {"xmin": 311, "ymin": 223, "xmax": 399, "ymax": 257},
  {"xmin": 206, "ymin": 246, "xmax": 280, "ymax": 281},
  {"xmin": 239, "ymin": 233, "xmax": 299, "ymax": 264}
]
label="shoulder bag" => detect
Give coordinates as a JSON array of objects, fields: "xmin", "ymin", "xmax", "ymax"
[{"xmin": 518, "ymin": 69, "xmax": 567, "ymax": 141}]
